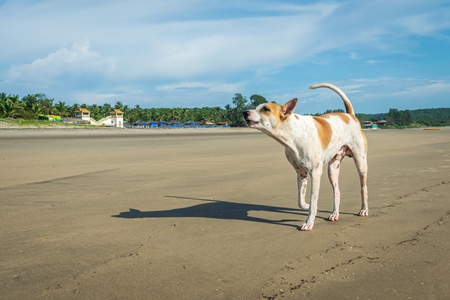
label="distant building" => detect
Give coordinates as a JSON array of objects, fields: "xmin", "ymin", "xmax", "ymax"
[
  {"xmin": 363, "ymin": 121, "xmax": 378, "ymax": 130},
  {"xmin": 73, "ymin": 108, "xmax": 124, "ymax": 128},
  {"xmin": 74, "ymin": 108, "xmax": 91, "ymax": 121},
  {"xmin": 376, "ymin": 120, "xmax": 389, "ymax": 126},
  {"xmin": 109, "ymin": 109, "xmax": 124, "ymax": 128}
]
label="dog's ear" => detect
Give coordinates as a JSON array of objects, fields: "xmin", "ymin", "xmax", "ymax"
[{"xmin": 282, "ymin": 98, "xmax": 298, "ymax": 115}]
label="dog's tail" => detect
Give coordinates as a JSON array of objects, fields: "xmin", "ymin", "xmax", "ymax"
[{"xmin": 310, "ymin": 83, "xmax": 355, "ymax": 115}]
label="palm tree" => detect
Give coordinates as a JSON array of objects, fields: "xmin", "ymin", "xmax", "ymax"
[
  {"xmin": 0, "ymin": 97, "xmax": 21, "ymax": 118},
  {"xmin": 88, "ymin": 104, "xmax": 101, "ymax": 120},
  {"xmin": 9, "ymin": 94, "xmax": 22, "ymax": 107},
  {"xmin": 21, "ymin": 94, "xmax": 37, "ymax": 111},
  {"xmin": 152, "ymin": 109, "xmax": 161, "ymax": 122},
  {"xmin": 0, "ymin": 92, "xmax": 7, "ymax": 102},
  {"xmin": 39, "ymin": 97, "xmax": 54, "ymax": 115},
  {"xmin": 69, "ymin": 104, "xmax": 80, "ymax": 117},
  {"xmin": 54, "ymin": 101, "xmax": 69, "ymax": 117},
  {"xmin": 101, "ymin": 103, "xmax": 112, "ymax": 117},
  {"xmin": 114, "ymin": 101, "xmax": 124, "ymax": 110},
  {"xmin": 31, "ymin": 104, "xmax": 41, "ymax": 115}
]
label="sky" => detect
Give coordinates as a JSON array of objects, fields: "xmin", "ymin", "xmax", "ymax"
[{"xmin": 1, "ymin": 0, "xmax": 449, "ymax": 114}]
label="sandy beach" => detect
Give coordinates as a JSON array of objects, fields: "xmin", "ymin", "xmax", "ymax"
[{"xmin": 1, "ymin": 127, "xmax": 449, "ymax": 299}]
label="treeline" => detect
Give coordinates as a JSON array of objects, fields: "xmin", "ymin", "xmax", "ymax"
[
  {"xmin": 1, "ymin": 92, "xmax": 448, "ymax": 127},
  {"xmin": 358, "ymin": 108, "xmax": 450, "ymax": 127},
  {"xmin": 0, "ymin": 92, "xmax": 268, "ymax": 126}
]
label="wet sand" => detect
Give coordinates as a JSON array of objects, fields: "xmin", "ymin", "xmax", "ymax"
[{"xmin": 1, "ymin": 127, "xmax": 449, "ymax": 299}]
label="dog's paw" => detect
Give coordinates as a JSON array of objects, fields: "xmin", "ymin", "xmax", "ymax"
[
  {"xmin": 328, "ymin": 213, "xmax": 339, "ymax": 222},
  {"xmin": 300, "ymin": 222, "xmax": 314, "ymax": 231},
  {"xmin": 358, "ymin": 209, "xmax": 369, "ymax": 217}
]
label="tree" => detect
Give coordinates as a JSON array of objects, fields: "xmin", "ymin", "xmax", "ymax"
[
  {"xmin": 114, "ymin": 101, "xmax": 124, "ymax": 110},
  {"xmin": 38, "ymin": 95, "xmax": 54, "ymax": 115},
  {"xmin": 0, "ymin": 92, "xmax": 7, "ymax": 103},
  {"xmin": 69, "ymin": 104, "xmax": 80, "ymax": 117},
  {"xmin": 88, "ymin": 104, "xmax": 101, "ymax": 120},
  {"xmin": 232, "ymin": 93, "xmax": 248, "ymax": 110},
  {"xmin": 100, "ymin": 103, "xmax": 112, "ymax": 118},
  {"xmin": 325, "ymin": 109, "xmax": 344, "ymax": 114},
  {"xmin": 387, "ymin": 108, "xmax": 412, "ymax": 126},
  {"xmin": 227, "ymin": 93, "xmax": 249, "ymax": 126},
  {"xmin": 21, "ymin": 94, "xmax": 38, "ymax": 111},
  {"xmin": 0, "ymin": 98, "xmax": 16, "ymax": 118},
  {"xmin": 54, "ymin": 101, "xmax": 69, "ymax": 117},
  {"xmin": 0, "ymin": 94, "xmax": 23, "ymax": 118},
  {"xmin": 249, "ymin": 94, "xmax": 267, "ymax": 108}
]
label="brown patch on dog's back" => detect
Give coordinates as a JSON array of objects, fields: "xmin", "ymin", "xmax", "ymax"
[
  {"xmin": 336, "ymin": 113, "xmax": 351, "ymax": 124},
  {"xmin": 322, "ymin": 113, "xmax": 351, "ymax": 124},
  {"xmin": 350, "ymin": 115, "xmax": 359, "ymax": 123},
  {"xmin": 313, "ymin": 117, "xmax": 332, "ymax": 149}
]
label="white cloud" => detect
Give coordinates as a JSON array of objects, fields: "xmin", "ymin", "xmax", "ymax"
[
  {"xmin": 390, "ymin": 80, "xmax": 450, "ymax": 99},
  {"xmin": 5, "ymin": 41, "xmax": 114, "ymax": 85},
  {"xmin": 398, "ymin": 10, "xmax": 450, "ymax": 35}
]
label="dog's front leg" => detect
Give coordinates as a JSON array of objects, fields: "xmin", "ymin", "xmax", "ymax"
[
  {"xmin": 297, "ymin": 168, "xmax": 309, "ymax": 210},
  {"xmin": 300, "ymin": 168, "xmax": 322, "ymax": 231},
  {"xmin": 285, "ymin": 150, "xmax": 310, "ymax": 210}
]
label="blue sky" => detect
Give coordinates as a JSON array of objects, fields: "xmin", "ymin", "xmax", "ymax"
[{"xmin": 1, "ymin": 0, "xmax": 449, "ymax": 114}]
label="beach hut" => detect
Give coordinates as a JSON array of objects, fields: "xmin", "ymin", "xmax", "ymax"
[
  {"xmin": 133, "ymin": 120, "xmax": 148, "ymax": 128},
  {"xmin": 109, "ymin": 109, "xmax": 124, "ymax": 128},
  {"xmin": 377, "ymin": 120, "xmax": 389, "ymax": 127},
  {"xmin": 148, "ymin": 121, "xmax": 158, "ymax": 128},
  {"xmin": 364, "ymin": 121, "xmax": 378, "ymax": 129},
  {"xmin": 74, "ymin": 108, "xmax": 91, "ymax": 121},
  {"xmin": 168, "ymin": 121, "xmax": 183, "ymax": 128},
  {"xmin": 183, "ymin": 120, "xmax": 197, "ymax": 128}
]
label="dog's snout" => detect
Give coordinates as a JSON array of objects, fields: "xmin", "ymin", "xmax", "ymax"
[{"xmin": 243, "ymin": 111, "xmax": 250, "ymax": 118}]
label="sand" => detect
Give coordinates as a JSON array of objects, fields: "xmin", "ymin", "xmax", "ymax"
[{"xmin": 0, "ymin": 127, "xmax": 449, "ymax": 299}]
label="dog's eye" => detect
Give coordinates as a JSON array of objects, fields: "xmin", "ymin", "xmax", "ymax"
[{"xmin": 262, "ymin": 106, "xmax": 270, "ymax": 112}]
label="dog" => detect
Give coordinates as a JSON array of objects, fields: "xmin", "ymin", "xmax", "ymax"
[{"xmin": 243, "ymin": 83, "xmax": 368, "ymax": 231}]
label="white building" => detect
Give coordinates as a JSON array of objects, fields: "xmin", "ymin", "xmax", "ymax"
[
  {"xmin": 74, "ymin": 108, "xmax": 91, "ymax": 121},
  {"xmin": 107, "ymin": 109, "xmax": 124, "ymax": 128},
  {"xmin": 73, "ymin": 108, "xmax": 124, "ymax": 128}
]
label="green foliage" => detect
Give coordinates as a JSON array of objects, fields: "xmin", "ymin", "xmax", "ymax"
[
  {"xmin": 361, "ymin": 108, "xmax": 450, "ymax": 127},
  {"xmin": 0, "ymin": 93, "xmax": 23, "ymax": 118},
  {"xmin": 53, "ymin": 101, "xmax": 69, "ymax": 117},
  {"xmin": 410, "ymin": 108, "xmax": 450, "ymax": 126},
  {"xmin": 249, "ymin": 94, "xmax": 268, "ymax": 108},
  {"xmin": 1, "ymin": 90, "xmax": 449, "ymax": 127},
  {"xmin": 386, "ymin": 108, "xmax": 412, "ymax": 126}
]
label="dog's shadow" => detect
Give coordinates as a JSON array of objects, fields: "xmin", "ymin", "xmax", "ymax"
[{"xmin": 112, "ymin": 196, "xmax": 312, "ymax": 228}]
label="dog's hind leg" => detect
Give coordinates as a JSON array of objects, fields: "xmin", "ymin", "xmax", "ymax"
[{"xmin": 352, "ymin": 152, "xmax": 369, "ymax": 217}]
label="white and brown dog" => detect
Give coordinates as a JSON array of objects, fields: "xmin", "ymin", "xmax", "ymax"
[{"xmin": 243, "ymin": 83, "xmax": 368, "ymax": 231}]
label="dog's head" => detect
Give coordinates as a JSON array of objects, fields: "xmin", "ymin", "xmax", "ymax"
[{"xmin": 243, "ymin": 98, "xmax": 298, "ymax": 132}]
